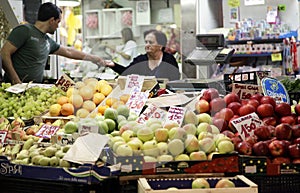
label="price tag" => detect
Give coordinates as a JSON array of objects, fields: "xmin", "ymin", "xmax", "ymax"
[
  {"xmin": 78, "ymin": 124, "xmax": 98, "ymax": 135},
  {"xmin": 261, "ymin": 77, "xmax": 290, "ymax": 104},
  {"xmin": 165, "ymin": 106, "xmax": 186, "ymax": 126},
  {"xmin": 35, "ymin": 124, "xmax": 60, "ymax": 139},
  {"xmin": 0, "ymin": 130, "xmax": 8, "ymax": 144},
  {"xmin": 232, "ymin": 83, "xmax": 262, "ymax": 99},
  {"xmin": 230, "ymin": 112, "xmax": 262, "ymax": 140},
  {"xmin": 55, "ymin": 74, "xmax": 75, "ymax": 92},
  {"xmin": 271, "ymin": 53, "xmax": 282, "ymax": 62},
  {"xmin": 124, "ymin": 74, "xmax": 144, "ymax": 94},
  {"xmin": 126, "ymin": 92, "xmax": 149, "ymax": 116},
  {"xmin": 137, "ymin": 104, "xmax": 167, "ymax": 124}
]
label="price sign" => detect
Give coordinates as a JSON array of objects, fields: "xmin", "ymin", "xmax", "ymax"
[
  {"xmin": 78, "ymin": 124, "xmax": 98, "ymax": 135},
  {"xmin": 126, "ymin": 91, "xmax": 149, "ymax": 116},
  {"xmin": 0, "ymin": 130, "xmax": 8, "ymax": 144},
  {"xmin": 55, "ymin": 74, "xmax": 75, "ymax": 92},
  {"xmin": 137, "ymin": 104, "xmax": 167, "ymax": 124},
  {"xmin": 35, "ymin": 124, "xmax": 60, "ymax": 139},
  {"xmin": 232, "ymin": 83, "xmax": 262, "ymax": 99},
  {"xmin": 230, "ymin": 112, "xmax": 263, "ymax": 140},
  {"xmin": 124, "ymin": 74, "xmax": 144, "ymax": 94},
  {"xmin": 165, "ymin": 106, "xmax": 186, "ymax": 126}
]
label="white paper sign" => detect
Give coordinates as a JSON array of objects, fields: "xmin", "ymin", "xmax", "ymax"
[
  {"xmin": 165, "ymin": 106, "xmax": 186, "ymax": 126},
  {"xmin": 35, "ymin": 124, "xmax": 60, "ymax": 139},
  {"xmin": 124, "ymin": 74, "xmax": 144, "ymax": 94},
  {"xmin": 137, "ymin": 104, "xmax": 167, "ymax": 123},
  {"xmin": 126, "ymin": 91, "xmax": 149, "ymax": 116},
  {"xmin": 230, "ymin": 112, "xmax": 263, "ymax": 140},
  {"xmin": 232, "ymin": 83, "xmax": 262, "ymax": 99}
]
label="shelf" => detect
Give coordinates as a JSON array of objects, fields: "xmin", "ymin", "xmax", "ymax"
[{"xmin": 232, "ymin": 52, "xmax": 280, "ymax": 57}]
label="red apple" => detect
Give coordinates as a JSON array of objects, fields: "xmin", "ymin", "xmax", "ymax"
[
  {"xmin": 195, "ymin": 99, "xmax": 210, "ymax": 113},
  {"xmin": 275, "ymin": 123, "xmax": 292, "ymax": 140},
  {"xmin": 268, "ymin": 125, "xmax": 276, "ymax": 137},
  {"xmin": 275, "ymin": 102, "xmax": 291, "ymax": 117},
  {"xmin": 293, "ymin": 137, "xmax": 300, "ymax": 145},
  {"xmin": 213, "ymin": 118, "xmax": 228, "ymax": 132},
  {"xmin": 252, "ymin": 141, "xmax": 269, "ymax": 156},
  {"xmin": 236, "ymin": 141, "xmax": 252, "ymax": 155},
  {"xmin": 268, "ymin": 140, "xmax": 287, "ymax": 157},
  {"xmin": 292, "ymin": 124, "xmax": 300, "ymax": 138},
  {"xmin": 272, "ymin": 157, "xmax": 291, "ymax": 164},
  {"xmin": 248, "ymin": 99, "xmax": 260, "ymax": 109},
  {"xmin": 221, "ymin": 130, "xmax": 235, "ymax": 138},
  {"xmin": 238, "ymin": 104, "xmax": 256, "ymax": 116},
  {"xmin": 297, "ymin": 116, "xmax": 300, "ymax": 124},
  {"xmin": 263, "ymin": 116, "xmax": 277, "ymax": 126},
  {"xmin": 228, "ymin": 115, "xmax": 239, "ymax": 132},
  {"xmin": 201, "ymin": 88, "xmax": 219, "ymax": 102},
  {"xmin": 241, "ymin": 99, "xmax": 249, "ymax": 106},
  {"xmin": 254, "ymin": 125, "xmax": 271, "ymax": 140},
  {"xmin": 260, "ymin": 96, "xmax": 276, "ymax": 108},
  {"xmin": 289, "ymin": 143, "xmax": 300, "ymax": 158},
  {"xmin": 280, "ymin": 115, "xmax": 296, "ymax": 125},
  {"xmin": 256, "ymin": 103, "xmax": 274, "ymax": 118},
  {"xmin": 245, "ymin": 135, "xmax": 258, "ymax": 146},
  {"xmin": 231, "ymin": 136, "xmax": 243, "ymax": 149},
  {"xmin": 295, "ymin": 104, "xmax": 300, "ymax": 115},
  {"xmin": 250, "ymin": 93, "xmax": 263, "ymax": 102},
  {"xmin": 227, "ymin": 102, "xmax": 242, "ymax": 115},
  {"xmin": 218, "ymin": 108, "xmax": 234, "ymax": 122},
  {"xmin": 224, "ymin": 92, "xmax": 240, "ymax": 105},
  {"xmin": 210, "ymin": 98, "xmax": 226, "ymax": 114}
]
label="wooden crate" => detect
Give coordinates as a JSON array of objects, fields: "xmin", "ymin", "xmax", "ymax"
[{"xmin": 138, "ymin": 175, "xmax": 258, "ymax": 193}]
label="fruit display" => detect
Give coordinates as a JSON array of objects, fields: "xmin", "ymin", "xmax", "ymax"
[
  {"xmin": 0, "ymin": 83, "xmax": 65, "ymax": 119},
  {"xmin": 197, "ymin": 88, "xmax": 300, "ymax": 164},
  {"xmin": 48, "ymin": 78, "xmax": 114, "ymax": 118}
]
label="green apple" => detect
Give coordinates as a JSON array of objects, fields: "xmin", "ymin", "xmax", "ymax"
[
  {"xmin": 199, "ymin": 137, "xmax": 216, "ymax": 153},
  {"xmin": 192, "ymin": 178, "xmax": 210, "ymax": 189},
  {"xmin": 182, "ymin": 123, "xmax": 197, "ymax": 135},
  {"xmin": 184, "ymin": 110, "xmax": 199, "ymax": 125},
  {"xmin": 197, "ymin": 113, "xmax": 212, "ymax": 124},
  {"xmin": 157, "ymin": 142, "xmax": 168, "ymax": 155},
  {"xmin": 64, "ymin": 121, "xmax": 78, "ymax": 134},
  {"xmin": 157, "ymin": 154, "xmax": 173, "ymax": 162},
  {"xmin": 142, "ymin": 140, "xmax": 159, "ymax": 157},
  {"xmin": 154, "ymin": 128, "xmax": 169, "ymax": 142},
  {"xmin": 184, "ymin": 134, "xmax": 200, "ymax": 153},
  {"xmin": 168, "ymin": 127, "xmax": 187, "ymax": 141},
  {"xmin": 168, "ymin": 139, "xmax": 184, "ymax": 156},
  {"xmin": 215, "ymin": 179, "xmax": 235, "ymax": 188},
  {"xmin": 137, "ymin": 127, "xmax": 154, "ymax": 142},
  {"xmin": 217, "ymin": 140, "xmax": 234, "ymax": 154},
  {"xmin": 175, "ymin": 154, "xmax": 190, "ymax": 161},
  {"xmin": 116, "ymin": 144, "xmax": 133, "ymax": 156},
  {"xmin": 121, "ymin": 130, "xmax": 135, "ymax": 142},
  {"xmin": 196, "ymin": 122, "xmax": 212, "ymax": 136},
  {"xmin": 189, "ymin": 151, "xmax": 207, "ymax": 161}
]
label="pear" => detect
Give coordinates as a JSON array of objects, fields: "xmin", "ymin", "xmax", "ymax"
[
  {"xmin": 50, "ymin": 156, "xmax": 60, "ymax": 167},
  {"xmin": 32, "ymin": 155, "xmax": 44, "ymax": 165},
  {"xmin": 39, "ymin": 157, "xmax": 50, "ymax": 166},
  {"xmin": 59, "ymin": 159, "xmax": 71, "ymax": 168},
  {"xmin": 55, "ymin": 150, "xmax": 65, "ymax": 158},
  {"xmin": 44, "ymin": 146, "xmax": 57, "ymax": 157}
]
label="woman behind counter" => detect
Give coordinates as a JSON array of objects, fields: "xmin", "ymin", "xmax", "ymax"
[{"xmin": 105, "ymin": 29, "xmax": 180, "ymax": 81}]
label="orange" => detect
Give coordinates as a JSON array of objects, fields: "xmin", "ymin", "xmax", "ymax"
[
  {"xmin": 68, "ymin": 94, "xmax": 83, "ymax": 109},
  {"xmin": 100, "ymin": 84, "xmax": 113, "ymax": 96},
  {"xmin": 105, "ymin": 97, "xmax": 118, "ymax": 107},
  {"xmin": 82, "ymin": 100, "xmax": 96, "ymax": 112},
  {"xmin": 93, "ymin": 93, "xmax": 105, "ymax": 105},
  {"xmin": 119, "ymin": 94, "xmax": 131, "ymax": 104},
  {"xmin": 49, "ymin": 104, "xmax": 61, "ymax": 116},
  {"xmin": 57, "ymin": 96, "xmax": 69, "ymax": 106},
  {"xmin": 111, "ymin": 100, "xmax": 125, "ymax": 109},
  {"xmin": 79, "ymin": 86, "xmax": 94, "ymax": 100},
  {"xmin": 60, "ymin": 103, "xmax": 75, "ymax": 116},
  {"xmin": 98, "ymin": 105, "xmax": 109, "ymax": 115}
]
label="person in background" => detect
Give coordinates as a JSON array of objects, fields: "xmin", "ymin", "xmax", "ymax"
[
  {"xmin": 0, "ymin": 2, "xmax": 107, "ymax": 84},
  {"xmin": 107, "ymin": 27, "xmax": 137, "ymax": 67},
  {"xmin": 105, "ymin": 29, "xmax": 180, "ymax": 81}
]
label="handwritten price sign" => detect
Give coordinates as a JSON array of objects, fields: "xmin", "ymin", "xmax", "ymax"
[
  {"xmin": 124, "ymin": 74, "xmax": 144, "ymax": 94},
  {"xmin": 137, "ymin": 104, "xmax": 167, "ymax": 123},
  {"xmin": 126, "ymin": 92, "xmax": 149, "ymax": 116},
  {"xmin": 55, "ymin": 74, "xmax": 75, "ymax": 92},
  {"xmin": 0, "ymin": 130, "xmax": 8, "ymax": 144},
  {"xmin": 35, "ymin": 124, "xmax": 60, "ymax": 139},
  {"xmin": 230, "ymin": 112, "xmax": 263, "ymax": 140},
  {"xmin": 165, "ymin": 106, "xmax": 186, "ymax": 126},
  {"xmin": 232, "ymin": 83, "xmax": 262, "ymax": 99},
  {"xmin": 78, "ymin": 124, "xmax": 98, "ymax": 135}
]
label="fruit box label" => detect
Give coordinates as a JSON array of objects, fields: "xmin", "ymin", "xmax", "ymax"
[
  {"xmin": 232, "ymin": 83, "xmax": 262, "ymax": 99},
  {"xmin": 230, "ymin": 112, "xmax": 262, "ymax": 140},
  {"xmin": 261, "ymin": 77, "xmax": 290, "ymax": 104}
]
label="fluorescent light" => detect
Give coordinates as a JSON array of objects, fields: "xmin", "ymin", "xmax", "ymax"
[{"xmin": 57, "ymin": 0, "xmax": 80, "ymax": 7}]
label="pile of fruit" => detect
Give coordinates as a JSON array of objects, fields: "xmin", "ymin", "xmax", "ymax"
[
  {"xmin": 195, "ymin": 88, "xmax": 300, "ymax": 164},
  {"xmin": 49, "ymin": 78, "xmax": 114, "ymax": 118},
  {"xmin": 0, "ymin": 82, "xmax": 65, "ymax": 119}
]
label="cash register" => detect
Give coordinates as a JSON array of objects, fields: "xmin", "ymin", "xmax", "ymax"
[{"xmin": 185, "ymin": 34, "xmax": 234, "ymax": 79}]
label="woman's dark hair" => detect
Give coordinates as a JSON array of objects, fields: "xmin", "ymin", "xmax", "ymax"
[
  {"xmin": 37, "ymin": 2, "xmax": 62, "ymax": 21},
  {"xmin": 121, "ymin": 27, "xmax": 134, "ymax": 43},
  {"xmin": 144, "ymin": 29, "xmax": 168, "ymax": 48}
]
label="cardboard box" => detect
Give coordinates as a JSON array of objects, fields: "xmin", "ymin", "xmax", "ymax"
[
  {"xmin": 239, "ymin": 155, "xmax": 268, "ymax": 176},
  {"xmin": 138, "ymin": 175, "xmax": 258, "ymax": 193},
  {"xmin": 0, "ymin": 156, "xmax": 113, "ymax": 184}
]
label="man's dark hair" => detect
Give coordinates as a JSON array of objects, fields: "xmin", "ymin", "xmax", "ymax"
[
  {"xmin": 37, "ymin": 2, "xmax": 62, "ymax": 21},
  {"xmin": 144, "ymin": 29, "xmax": 168, "ymax": 47}
]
